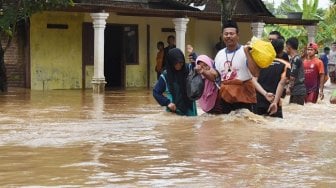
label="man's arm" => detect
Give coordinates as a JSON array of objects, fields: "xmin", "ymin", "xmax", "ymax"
[
  {"xmin": 252, "ymin": 77, "xmax": 274, "ymax": 102},
  {"xmin": 318, "ymin": 60, "xmax": 325, "ymax": 100},
  {"xmin": 268, "ymin": 77, "xmax": 287, "ymax": 115},
  {"xmin": 244, "ymin": 46, "xmax": 260, "ymax": 77},
  {"xmin": 319, "ymin": 73, "xmax": 325, "ymax": 100}
]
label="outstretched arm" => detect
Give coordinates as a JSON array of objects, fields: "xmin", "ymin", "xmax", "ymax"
[
  {"xmin": 252, "ymin": 77, "xmax": 274, "ymax": 102},
  {"xmin": 195, "ymin": 65, "xmax": 218, "ymax": 82}
]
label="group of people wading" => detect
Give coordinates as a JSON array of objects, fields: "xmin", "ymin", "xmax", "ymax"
[{"xmin": 153, "ymin": 20, "xmax": 334, "ymax": 118}]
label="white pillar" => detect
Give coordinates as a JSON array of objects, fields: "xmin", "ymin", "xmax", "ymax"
[
  {"xmin": 92, "ymin": 94, "xmax": 104, "ymax": 119},
  {"xmin": 305, "ymin": 25, "xmax": 316, "ymax": 43},
  {"xmin": 90, "ymin": 12, "xmax": 109, "ymax": 93},
  {"xmin": 172, "ymin": 18, "xmax": 189, "ymax": 55},
  {"xmin": 251, "ymin": 22, "xmax": 265, "ymax": 38}
]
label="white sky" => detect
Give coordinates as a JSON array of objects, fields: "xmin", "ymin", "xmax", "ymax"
[{"xmin": 271, "ymin": 0, "xmax": 331, "ymax": 9}]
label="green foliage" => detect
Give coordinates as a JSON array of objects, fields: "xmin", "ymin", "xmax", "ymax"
[
  {"xmin": 263, "ymin": 25, "xmax": 308, "ymax": 49},
  {"xmin": 0, "ymin": 0, "xmax": 73, "ymax": 92},
  {"xmin": 0, "ymin": 0, "xmax": 73, "ymax": 38},
  {"xmin": 316, "ymin": 4, "xmax": 336, "ymax": 45},
  {"xmin": 275, "ymin": 0, "xmax": 320, "ymax": 19},
  {"xmin": 262, "ymin": 0, "xmax": 336, "ymax": 49},
  {"xmin": 302, "ymin": 0, "xmax": 319, "ymax": 19},
  {"xmin": 277, "ymin": 0, "xmax": 302, "ymax": 15}
]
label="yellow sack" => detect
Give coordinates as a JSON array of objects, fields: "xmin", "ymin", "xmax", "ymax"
[{"xmin": 250, "ymin": 37, "xmax": 276, "ymax": 68}]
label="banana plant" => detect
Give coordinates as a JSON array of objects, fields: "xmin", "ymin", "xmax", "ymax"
[
  {"xmin": 263, "ymin": 24, "xmax": 308, "ymax": 49},
  {"xmin": 276, "ymin": 0, "xmax": 319, "ymax": 19},
  {"xmin": 316, "ymin": 4, "xmax": 336, "ymax": 45},
  {"xmin": 262, "ymin": 0, "xmax": 326, "ymax": 51},
  {"xmin": 302, "ymin": 0, "xmax": 319, "ymax": 19}
]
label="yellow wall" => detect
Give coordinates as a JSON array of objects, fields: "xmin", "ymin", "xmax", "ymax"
[
  {"xmin": 83, "ymin": 14, "xmax": 202, "ymax": 88},
  {"xmin": 190, "ymin": 19, "xmax": 254, "ymax": 59},
  {"xmin": 30, "ymin": 12, "xmax": 83, "ymax": 90},
  {"xmin": 30, "ymin": 12, "xmax": 254, "ymax": 90}
]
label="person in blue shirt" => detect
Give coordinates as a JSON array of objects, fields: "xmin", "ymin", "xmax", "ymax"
[
  {"xmin": 320, "ymin": 47, "xmax": 330, "ymax": 85},
  {"xmin": 153, "ymin": 48, "xmax": 197, "ymax": 116}
]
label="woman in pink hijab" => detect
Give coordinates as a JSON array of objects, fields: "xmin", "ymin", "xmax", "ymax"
[{"xmin": 195, "ymin": 55, "xmax": 221, "ymax": 114}]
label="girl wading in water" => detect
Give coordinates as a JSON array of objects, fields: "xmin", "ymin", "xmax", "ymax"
[{"xmin": 153, "ymin": 48, "xmax": 197, "ymax": 116}]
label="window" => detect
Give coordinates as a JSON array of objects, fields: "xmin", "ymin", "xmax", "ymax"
[{"xmin": 123, "ymin": 25, "xmax": 138, "ymax": 65}]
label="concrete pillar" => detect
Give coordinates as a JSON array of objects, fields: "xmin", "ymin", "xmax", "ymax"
[
  {"xmin": 90, "ymin": 12, "xmax": 109, "ymax": 93},
  {"xmin": 172, "ymin": 18, "xmax": 189, "ymax": 55},
  {"xmin": 92, "ymin": 94, "xmax": 104, "ymax": 119},
  {"xmin": 305, "ymin": 25, "xmax": 316, "ymax": 43},
  {"xmin": 251, "ymin": 22, "xmax": 265, "ymax": 38}
]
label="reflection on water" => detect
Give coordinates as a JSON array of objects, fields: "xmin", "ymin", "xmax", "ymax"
[{"xmin": 0, "ymin": 84, "xmax": 336, "ymax": 187}]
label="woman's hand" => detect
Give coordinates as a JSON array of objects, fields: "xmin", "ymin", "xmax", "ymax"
[
  {"xmin": 195, "ymin": 63, "xmax": 210, "ymax": 75},
  {"xmin": 168, "ymin": 103, "xmax": 176, "ymax": 112},
  {"xmin": 194, "ymin": 64, "xmax": 203, "ymax": 74}
]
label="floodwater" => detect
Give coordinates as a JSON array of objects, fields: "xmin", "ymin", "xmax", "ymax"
[{"xmin": 1, "ymin": 83, "xmax": 336, "ymax": 187}]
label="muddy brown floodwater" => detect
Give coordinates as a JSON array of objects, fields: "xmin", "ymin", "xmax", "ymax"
[{"xmin": 0, "ymin": 83, "xmax": 336, "ymax": 187}]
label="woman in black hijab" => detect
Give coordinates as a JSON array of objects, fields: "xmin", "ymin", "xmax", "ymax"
[{"xmin": 153, "ymin": 48, "xmax": 197, "ymax": 116}]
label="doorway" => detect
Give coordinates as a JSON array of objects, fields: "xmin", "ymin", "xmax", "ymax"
[
  {"xmin": 104, "ymin": 24, "xmax": 124, "ymax": 89},
  {"xmin": 82, "ymin": 23, "xmax": 125, "ymax": 89}
]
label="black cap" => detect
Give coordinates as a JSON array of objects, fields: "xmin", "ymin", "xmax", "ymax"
[{"xmin": 222, "ymin": 20, "xmax": 239, "ymax": 33}]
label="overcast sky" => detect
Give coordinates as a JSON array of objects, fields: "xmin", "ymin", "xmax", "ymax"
[{"xmin": 270, "ymin": 0, "xmax": 331, "ymax": 9}]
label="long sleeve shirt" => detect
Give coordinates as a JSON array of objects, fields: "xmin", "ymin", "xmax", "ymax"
[{"xmin": 153, "ymin": 75, "xmax": 170, "ymax": 106}]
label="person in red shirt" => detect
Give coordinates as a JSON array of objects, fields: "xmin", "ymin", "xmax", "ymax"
[{"xmin": 303, "ymin": 42, "xmax": 325, "ymax": 103}]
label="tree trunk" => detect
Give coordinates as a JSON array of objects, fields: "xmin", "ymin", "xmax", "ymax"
[
  {"xmin": 220, "ymin": 0, "xmax": 238, "ymax": 29},
  {"xmin": 0, "ymin": 46, "xmax": 8, "ymax": 92}
]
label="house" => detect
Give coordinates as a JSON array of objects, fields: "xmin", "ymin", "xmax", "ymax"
[{"xmin": 5, "ymin": 0, "xmax": 319, "ymax": 92}]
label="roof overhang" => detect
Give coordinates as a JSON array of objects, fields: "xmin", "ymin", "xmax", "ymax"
[{"xmin": 64, "ymin": 2, "xmax": 319, "ymax": 26}]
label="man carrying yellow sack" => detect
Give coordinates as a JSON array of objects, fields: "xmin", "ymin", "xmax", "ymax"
[{"xmin": 198, "ymin": 20, "xmax": 262, "ymax": 114}]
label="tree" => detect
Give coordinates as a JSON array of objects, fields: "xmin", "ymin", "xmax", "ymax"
[
  {"xmin": 276, "ymin": 0, "xmax": 320, "ymax": 19},
  {"xmin": 262, "ymin": 0, "xmax": 332, "ymax": 49},
  {"xmin": 316, "ymin": 3, "xmax": 336, "ymax": 45},
  {"xmin": 218, "ymin": 0, "xmax": 238, "ymax": 28},
  {"xmin": 0, "ymin": 0, "xmax": 73, "ymax": 92}
]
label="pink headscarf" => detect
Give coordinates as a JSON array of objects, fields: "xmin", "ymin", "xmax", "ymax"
[{"xmin": 196, "ymin": 55, "xmax": 218, "ymax": 112}]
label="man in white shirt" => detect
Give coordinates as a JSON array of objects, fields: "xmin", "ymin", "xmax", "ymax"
[{"xmin": 196, "ymin": 20, "xmax": 259, "ymax": 114}]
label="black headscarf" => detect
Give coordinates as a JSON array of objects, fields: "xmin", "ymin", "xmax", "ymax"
[{"xmin": 165, "ymin": 48, "xmax": 193, "ymax": 114}]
